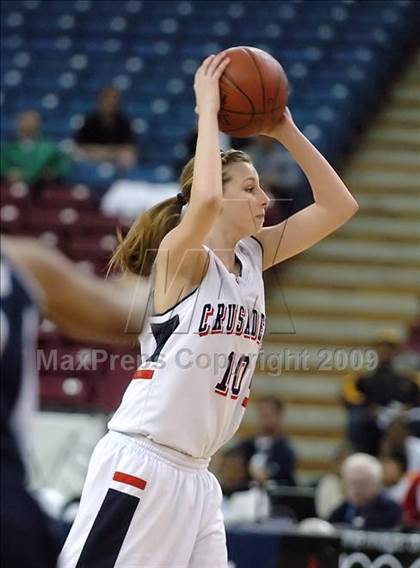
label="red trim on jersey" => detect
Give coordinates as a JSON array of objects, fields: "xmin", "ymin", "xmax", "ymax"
[
  {"xmin": 242, "ymin": 397, "xmax": 249, "ymax": 408},
  {"xmin": 113, "ymin": 471, "xmax": 147, "ymax": 490},
  {"xmin": 133, "ymin": 369, "xmax": 154, "ymax": 380},
  {"xmin": 215, "ymin": 389, "xmax": 228, "ymax": 397}
]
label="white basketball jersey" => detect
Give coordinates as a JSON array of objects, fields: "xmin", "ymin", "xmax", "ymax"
[{"xmin": 108, "ymin": 236, "xmax": 265, "ymax": 459}]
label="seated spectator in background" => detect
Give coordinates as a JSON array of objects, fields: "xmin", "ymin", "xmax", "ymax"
[
  {"xmin": 343, "ymin": 329, "xmax": 419, "ymax": 455},
  {"xmin": 244, "ymin": 135, "xmax": 302, "ymax": 223},
  {"xmin": 74, "ymin": 86, "xmax": 137, "ymax": 170},
  {"xmin": 315, "ymin": 443, "xmax": 353, "ymax": 520},
  {"xmin": 404, "ymin": 311, "xmax": 420, "ymax": 356},
  {"xmin": 380, "ymin": 415, "xmax": 420, "ymax": 474},
  {"xmin": 0, "ymin": 110, "xmax": 70, "ymax": 191},
  {"xmin": 219, "ymin": 448, "xmax": 251, "ymax": 498},
  {"xmin": 173, "ymin": 122, "xmax": 230, "ymax": 178},
  {"xmin": 218, "ymin": 448, "xmax": 270, "ymax": 525},
  {"xmin": 381, "ymin": 451, "xmax": 410, "ymax": 505},
  {"xmin": 239, "ymin": 396, "xmax": 296, "ymax": 486},
  {"xmin": 328, "ymin": 453, "xmax": 402, "ymax": 530},
  {"xmin": 402, "ymin": 472, "xmax": 420, "ymax": 530}
]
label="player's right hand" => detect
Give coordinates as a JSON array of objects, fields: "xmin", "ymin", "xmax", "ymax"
[{"xmin": 194, "ymin": 52, "xmax": 230, "ymax": 116}]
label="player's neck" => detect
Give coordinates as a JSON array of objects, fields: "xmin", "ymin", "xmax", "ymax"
[{"xmin": 204, "ymin": 232, "xmax": 238, "ymax": 273}]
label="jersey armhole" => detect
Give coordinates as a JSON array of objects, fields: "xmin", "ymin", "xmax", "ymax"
[
  {"xmin": 151, "ymin": 250, "xmax": 211, "ymax": 318},
  {"xmin": 152, "ymin": 286, "xmax": 199, "ymax": 317},
  {"xmin": 250, "ymin": 235, "xmax": 264, "ymax": 255}
]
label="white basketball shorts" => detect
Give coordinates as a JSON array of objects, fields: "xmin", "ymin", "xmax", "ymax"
[{"xmin": 59, "ymin": 431, "xmax": 227, "ymax": 568}]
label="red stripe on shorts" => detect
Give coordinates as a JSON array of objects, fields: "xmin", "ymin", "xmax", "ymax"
[
  {"xmin": 113, "ymin": 471, "xmax": 147, "ymax": 490},
  {"xmin": 242, "ymin": 397, "xmax": 249, "ymax": 408},
  {"xmin": 133, "ymin": 369, "xmax": 154, "ymax": 380},
  {"xmin": 215, "ymin": 389, "xmax": 228, "ymax": 397}
]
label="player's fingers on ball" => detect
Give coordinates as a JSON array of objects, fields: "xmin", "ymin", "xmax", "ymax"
[
  {"xmin": 208, "ymin": 52, "xmax": 228, "ymax": 75},
  {"xmin": 201, "ymin": 54, "xmax": 216, "ymax": 74},
  {"xmin": 213, "ymin": 57, "xmax": 230, "ymax": 78}
]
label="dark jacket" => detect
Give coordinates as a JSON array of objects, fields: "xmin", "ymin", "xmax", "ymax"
[
  {"xmin": 328, "ymin": 493, "xmax": 402, "ymax": 530},
  {"xmin": 75, "ymin": 112, "xmax": 134, "ymax": 146},
  {"xmin": 240, "ymin": 436, "xmax": 296, "ymax": 486}
]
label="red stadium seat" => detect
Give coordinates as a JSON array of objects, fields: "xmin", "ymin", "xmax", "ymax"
[
  {"xmin": 38, "ymin": 319, "xmax": 63, "ymax": 347},
  {"xmin": 76, "ymin": 211, "xmax": 120, "ymax": 236},
  {"xmin": 40, "ymin": 374, "xmax": 93, "ymax": 408},
  {"xmin": 89, "ymin": 345, "xmax": 139, "ymax": 412},
  {"xmin": 24, "ymin": 207, "xmax": 79, "ymax": 236},
  {"xmin": 1, "ymin": 204, "xmax": 23, "ymax": 233},
  {"xmin": 66, "ymin": 234, "xmax": 117, "ymax": 262},
  {"xmin": 40, "ymin": 184, "xmax": 95, "ymax": 211},
  {"xmin": 0, "ymin": 182, "xmax": 32, "ymax": 209}
]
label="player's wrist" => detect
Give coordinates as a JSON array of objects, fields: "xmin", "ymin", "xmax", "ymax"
[
  {"xmin": 273, "ymin": 122, "xmax": 301, "ymax": 146},
  {"xmin": 197, "ymin": 107, "xmax": 219, "ymax": 120}
]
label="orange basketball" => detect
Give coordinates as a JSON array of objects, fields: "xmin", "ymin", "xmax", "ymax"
[{"xmin": 218, "ymin": 46, "xmax": 288, "ymax": 138}]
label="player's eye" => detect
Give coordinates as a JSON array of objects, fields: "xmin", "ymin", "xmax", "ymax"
[{"xmin": 245, "ymin": 187, "xmax": 254, "ymax": 192}]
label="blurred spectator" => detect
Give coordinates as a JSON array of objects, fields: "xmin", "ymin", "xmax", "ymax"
[
  {"xmin": 218, "ymin": 448, "xmax": 251, "ymax": 498},
  {"xmin": 74, "ymin": 86, "xmax": 137, "ymax": 170},
  {"xmin": 328, "ymin": 453, "xmax": 402, "ymax": 530},
  {"xmin": 244, "ymin": 135, "xmax": 302, "ymax": 223},
  {"xmin": 239, "ymin": 397, "xmax": 296, "ymax": 486},
  {"xmin": 398, "ymin": 312, "xmax": 420, "ymax": 389},
  {"xmin": 381, "ymin": 451, "xmax": 410, "ymax": 505},
  {"xmin": 315, "ymin": 443, "xmax": 353, "ymax": 519},
  {"xmin": 245, "ymin": 135, "xmax": 301, "ymax": 193},
  {"xmin": 404, "ymin": 312, "xmax": 420, "ymax": 355},
  {"xmin": 402, "ymin": 472, "xmax": 420, "ymax": 529},
  {"xmin": 343, "ymin": 330, "xmax": 419, "ymax": 455},
  {"xmin": 173, "ymin": 122, "xmax": 230, "ymax": 178},
  {"xmin": 0, "ymin": 110, "xmax": 70, "ymax": 191},
  {"xmin": 380, "ymin": 415, "xmax": 420, "ymax": 473},
  {"xmin": 217, "ymin": 448, "xmax": 270, "ymax": 525}
]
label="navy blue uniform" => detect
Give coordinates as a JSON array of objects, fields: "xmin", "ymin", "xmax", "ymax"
[{"xmin": 1, "ymin": 253, "xmax": 58, "ymax": 568}]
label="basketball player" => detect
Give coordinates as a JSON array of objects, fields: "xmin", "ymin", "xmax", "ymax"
[
  {"xmin": 60, "ymin": 53, "xmax": 358, "ymax": 567},
  {"xmin": 1, "ymin": 236, "xmax": 149, "ymax": 567}
]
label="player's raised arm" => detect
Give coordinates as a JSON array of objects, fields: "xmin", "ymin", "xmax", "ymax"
[
  {"xmin": 1, "ymin": 236, "xmax": 150, "ymax": 344},
  {"xmin": 254, "ymin": 108, "xmax": 359, "ymax": 271},
  {"xmin": 159, "ymin": 52, "xmax": 231, "ymax": 274}
]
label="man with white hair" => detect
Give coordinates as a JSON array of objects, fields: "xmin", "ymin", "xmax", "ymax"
[{"xmin": 328, "ymin": 453, "xmax": 402, "ymax": 529}]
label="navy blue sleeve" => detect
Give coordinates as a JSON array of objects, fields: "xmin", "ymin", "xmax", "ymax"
[
  {"xmin": 364, "ymin": 495, "xmax": 402, "ymax": 530},
  {"xmin": 267, "ymin": 439, "xmax": 296, "ymax": 486},
  {"xmin": 328, "ymin": 502, "xmax": 347, "ymax": 524}
]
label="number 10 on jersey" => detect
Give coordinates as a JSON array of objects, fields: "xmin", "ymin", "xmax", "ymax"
[{"xmin": 214, "ymin": 351, "xmax": 251, "ymax": 400}]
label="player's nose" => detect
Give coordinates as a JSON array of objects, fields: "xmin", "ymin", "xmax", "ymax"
[{"xmin": 259, "ymin": 188, "xmax": 270, "ymax": 209}]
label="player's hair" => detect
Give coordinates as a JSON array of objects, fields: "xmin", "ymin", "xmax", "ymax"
[{"xmin": 109, "ymin": 149, "xmax": 251, "ymax": 276}]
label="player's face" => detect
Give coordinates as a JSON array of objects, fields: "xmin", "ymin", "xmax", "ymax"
[{"xmin": 222, "ymin": 162, "xmax": 269, "ymax": 236}]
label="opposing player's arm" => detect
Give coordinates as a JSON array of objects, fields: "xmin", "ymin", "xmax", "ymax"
[
  {"xmin": 2, "ymin": 236, "xmax": 150, "ymax": 344},
  {"xmin": 159, "ymin": 53, "xmax": 230, "ymax": 278},
  {"xmin": 255, "ymin": 109, "xmax": 359, "ymax": 271}
]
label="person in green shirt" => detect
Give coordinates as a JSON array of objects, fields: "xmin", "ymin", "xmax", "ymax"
[{"xmin": 1, "ymin": 110, "xmax": 71, "ymax": 188}]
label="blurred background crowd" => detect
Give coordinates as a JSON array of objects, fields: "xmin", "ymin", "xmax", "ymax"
[{"xmin": 1, "ymin": 0, "xmax": 419, "ymax": 565}]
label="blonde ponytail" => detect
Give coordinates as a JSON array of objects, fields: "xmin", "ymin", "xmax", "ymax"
[{"xmin": 109, "ymin": 149, "xmax": 251, "ymax": 276}]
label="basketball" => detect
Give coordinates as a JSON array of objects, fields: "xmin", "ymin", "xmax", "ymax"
[{"xmin": 218, "ymin": 46, "xmax": 288, "ymax": 138}]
